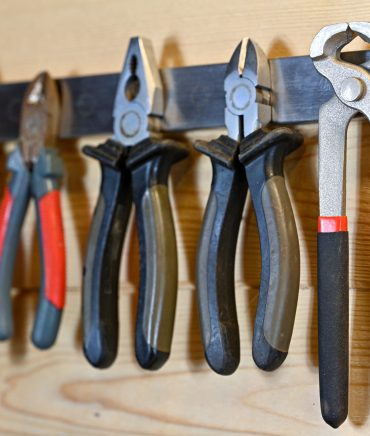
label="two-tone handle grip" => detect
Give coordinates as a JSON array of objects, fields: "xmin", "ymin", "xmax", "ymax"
[
  {"xmin": 31, "ymin": 148, "xmax": 66, "ymax": 349},
  {"xmin": 127, "ymin": 138, "xmax": 188, "ymax": 370},
  {"xmin": 0, "ymin": 148, "xmax": 31, "ymax": 340},
  {"xmin": 239, "ymin": 128, "xmax": 303, "ymax": 371},
  {"xmin": 317, "ymin": 217, "xmax": 348, "ymax": 428},
  {"xmin": 194, "ymin": 136, "xmax": 247, "ymax": 375},
  {"xmin": 82, "ymin": 140, "xmax": 132, "ymax": 368}
]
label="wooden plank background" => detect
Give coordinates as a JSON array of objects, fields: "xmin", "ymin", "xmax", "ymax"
[{"xmin": 0, "ymin": 1, "xmax": 370, "ymax": 434}]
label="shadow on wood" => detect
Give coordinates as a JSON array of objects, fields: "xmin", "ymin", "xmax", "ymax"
[{"xmin": 349, "ymin": 120, "xmax": 370, "ymax": 426}]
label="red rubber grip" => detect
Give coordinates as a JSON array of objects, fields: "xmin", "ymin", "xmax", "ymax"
[
  {"xmin": 38, "ymin": 190, "xmax": 66, "ymax": 309},
  {"xmin": 318, "ymin": 216, "xmax": 348, "ymax": 233},
  {"xmin": 0, "ymin": 187, "xmax": 14, "ymax": 258}
]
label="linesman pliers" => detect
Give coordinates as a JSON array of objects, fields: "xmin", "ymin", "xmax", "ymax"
[
  {"xmin": 194, "ymin": 38, "xmax": 303, "ymax": 375},
  {"xmin": 311, "ymin": 22, "xmax": 370, "ymax": 428},
  {"xmin": 82, "ymin": 37, "xmax": 188, "ymax": 370},
  {"xmin": 0, "ymin": 72, "xmax": 66, "ymax": 349}
]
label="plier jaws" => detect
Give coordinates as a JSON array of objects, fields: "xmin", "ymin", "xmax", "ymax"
[
  {"xmin": 113, "ymin": 37, "xmax": 164, "ymax": 146},
  {"xmin": 311, "ymin": 22, "xmax": 370, "ymax": 121},
  {"xmin": 224, "ymin": 38, "xmax": 271, "ymax": 141},
  {"xmin": 20, "ymin": 72, "xmax": 60, "ymax": 166}
]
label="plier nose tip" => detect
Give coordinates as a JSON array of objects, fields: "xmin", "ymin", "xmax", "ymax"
[
  {"xmin": 225, "ymin": 38, "xmax": 269, "ymax": 86},
  {"xmin": 20, "ymin": 71, "xmax": 60, "ymax": 165},
  {"xmin": 115, "ymin": 37, "xmax": 163, "ymax": 118},
  {"xmin": 224, "ymin": 37, "xmax": 248, "ymax": 78},
  {"xmin": 24, "ymin": 71, "xmax": 59, "ymax": 112}
]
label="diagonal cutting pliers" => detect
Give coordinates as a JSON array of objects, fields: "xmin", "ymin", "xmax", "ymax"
[
  {"xmin": 0, "ymin": 72, "xmax": 66, "ymax": 349},
  {"xmin": 310, "ymin": 22, "xmax": 370, "ymax": 428},
  {"xmin": 194, "ymin": 38, "xmax": 303, "ymax": 375},
  {"xmin": 82, "ymin": 37, "xmax": 189, "ymax": 370}
]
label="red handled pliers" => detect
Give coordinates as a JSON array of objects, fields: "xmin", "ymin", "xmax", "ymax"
[{"xmin": 0, "ymin": 72, "xmax": 66, "ymax": 348}]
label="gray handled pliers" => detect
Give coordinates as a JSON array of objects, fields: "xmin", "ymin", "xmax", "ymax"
[
  {"xmin": 195, "ymin": 38, "xmax": 303, "ymax": 375},
  {"xmin": 0, "ymin": 72, "xmax": 65, "ymax": 349}
]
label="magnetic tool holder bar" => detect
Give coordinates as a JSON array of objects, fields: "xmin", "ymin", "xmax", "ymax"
[{"xmin": 0, "ymin": 50, "xmax": 369, "ymax": 141}]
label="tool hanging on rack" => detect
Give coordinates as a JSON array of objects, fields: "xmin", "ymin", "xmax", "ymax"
[
  {"xmin": 82, "ymin": 37, "xmax": 189, "ymax": 370},
  {"xmin": 0, "ymin": 72, "xmax": 66, "ymax": 349},
  {"xmin": 194, "ymin": 38, "xmax": 303, "ymax": 375},
  {"xmin": 311, "ymin": 21, "xmax": 370, "ymax": 429}
]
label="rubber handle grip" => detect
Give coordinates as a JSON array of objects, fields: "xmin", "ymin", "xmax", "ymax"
[
  {"xmin": 196, "ymin": 160, "xmax": 247, "ymax": 375},
  {"xmin": 240, "ymin": 128, "xmax": 302, "ymax": 371},
  {"xmin": 27, "ymin": 147, "xmax": 65, "ymax": 349},
  {"xmin": 317, "ymin": 231, "xmax": 348, "ymax": 428},
  {"xmin": 83, "ymin": 159, "xmax": 132, "ymax": 368},
  {"xmin": 0, "ymin": 149, "xmax": 30, "ymax": 340},
  {"xmin": 127, "ymin": 139, "xmax": 188, "ymax": 370},
  {"xmin": 31, "ymin": 190, "xmax": 66, "ymax": 349}
]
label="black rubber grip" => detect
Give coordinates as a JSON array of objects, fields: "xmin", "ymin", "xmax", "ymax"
[
  {"xmin": 82, "ymin": 141, "xmax": 132, "ymax": 368},
  {"xmin": 127, "ymin": 138, "xmax": 188, "ymax": 370},
  {"xmin": 317, "ymin": 231, "xmax": 349, "ymax": 428},
  {"xmin": 240, "ymin": 128, "xmax": 302, "ymax": 371},
  {"xmin": 194, "ymin": 136, "xmax": 247, "ymax": 375}
]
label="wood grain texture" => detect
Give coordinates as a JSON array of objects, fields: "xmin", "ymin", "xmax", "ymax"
[{"xmin": 0, "ymin": 0, "xmax": 369, "ymax": 434}]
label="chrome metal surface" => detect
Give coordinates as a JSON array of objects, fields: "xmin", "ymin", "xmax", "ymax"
[
  {"xmin": 224, "ymin": 38, "xmax": 271, "ymax": 140},
  {"xmin": 20, "ymin": 72, "xmax": 59, "ymax": 164},
  {"xmin": 113, "ymin": 37, "xmax": 163, "ymax": 146},
  {"xmin": 318, "ymin": 96, "xmax": 356, "ymax": 216},
  {"xmin": 340, "ymin": 77, "xmax": 364, "ymax": 102},
  {"xmin": 311, "ymin": 22, "xmax": 370, "ymax": 119},
  {"xmin": 311, "ymin": 22, "xmax": 370, "ymax": 217}
]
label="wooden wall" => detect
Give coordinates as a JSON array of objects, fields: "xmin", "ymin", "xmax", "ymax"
[{"xmin": 0, "ymin": 1, "xmax": 370, "ymax": 434}]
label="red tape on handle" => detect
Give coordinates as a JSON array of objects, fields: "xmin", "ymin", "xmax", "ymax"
[
  {"xmin": 318, "ymin": 216, "xmax": 348, "ymax": 233},
  {"xmin": 39, "ymin": 190, "xmax": 66, "ymax": 309},
  {"xmin": 0, "ymin": 187, "xmax": 14, "ymax": 258}
]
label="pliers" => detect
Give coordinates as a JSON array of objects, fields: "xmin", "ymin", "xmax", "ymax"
[
  {"xmin": 82, "ymin": 37, "xmax": 188, "ymax": 370},
  {"xmin": 194, "ymin": 38, "xmax": 303, "ymax": 375},
  {"xmin": 0, "ymin": 72, "xmax": 65, "ymax": 349},
  {"xmin": 310, "ymin": 22, "xmax": 370, "ymax": 428}
]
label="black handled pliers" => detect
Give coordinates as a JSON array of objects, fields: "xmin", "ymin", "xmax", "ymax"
[
  {"xmin": 310, "ymin": 22, "xmax": 370, "ymax": 428},
  {"xmin": 82, "ymin": 37, "xmax": 188, "ymax": 370},
  {"xmin": 0, "ymin": 72, "xmax": 65, "ymax": 349},
  {"xmin": 194, "ymin": 38, "xmax": 303, "ymax": 375}
]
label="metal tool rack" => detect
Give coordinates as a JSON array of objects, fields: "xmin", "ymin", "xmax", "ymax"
[{"xmin": 0, "ymin": 50, "xmax": 369, "ymax": 141}]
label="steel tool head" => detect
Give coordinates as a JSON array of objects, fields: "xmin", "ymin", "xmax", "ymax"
[
  {"xmin": 19, "ymin": 72, "xmax": 60, "ymax": 165},
  {"xmin": 311, "ymin": 22, "xmax": 370, "ymax": 217},
  {"xmin": 113, "ymin": 37, "xmax": 163, "ymax": 146},
  {"xmin": 224, "ymin": 38, "xmax": 271, "ymax": 141},
  {"xmin": 310, "ymin": 22, "xmax": 370, "ymax": 120}
]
